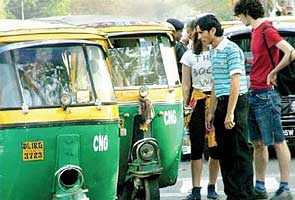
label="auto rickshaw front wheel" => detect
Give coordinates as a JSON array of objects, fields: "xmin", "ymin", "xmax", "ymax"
[{"xmin": 119, "ymin": 176, "xmax": 160, "ymax": 200}]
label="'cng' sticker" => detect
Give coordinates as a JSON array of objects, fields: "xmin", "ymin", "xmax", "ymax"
[
  {"xmin": 93, "ymin": 135, "xmax": 108, "ymax": 152},
  {"xmin": 163, "ymin": 110, "xmax": 177, "ymax": 125}
]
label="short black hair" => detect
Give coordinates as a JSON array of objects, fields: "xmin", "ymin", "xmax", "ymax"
[
  {"xmin": 234, "ymin": 0, "xmax": 264, "ymax": 19},
  {"xmin": 196, "ymin": 14, "xmax": 223, "ymax": 37},
  {"xmin": 166, "ymin": 18, "xmax": 184, "ymax": 31}
]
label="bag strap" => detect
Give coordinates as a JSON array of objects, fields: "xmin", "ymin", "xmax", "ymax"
[
  {"xmin": 262, "ymin": 25, "xmax": 276, "ymax": 68},
  {"xmin": 289, "ymin": 48, "xmax": 294, "ymax": 63},
  {"xmin": 263, "ymin": 25, "xmax": 294, "ymax": 68}
]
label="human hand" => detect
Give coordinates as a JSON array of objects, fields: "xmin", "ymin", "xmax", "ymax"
[
  {"xmin": 224, "ymin": 113, "xmax": 235, "ymax": 130},
  {"xmin": 206, "ymin": 112, "xmax": 215, "ymax": 131},
  {"xmin": 267, "ymin": 70, "xmax": 277, "ymax": 86},
  {"xmin": 184, "ymin": 105, "xmax": 192, "ymax": 116}
]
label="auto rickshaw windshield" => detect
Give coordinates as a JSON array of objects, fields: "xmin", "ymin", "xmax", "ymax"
[
  {"xmin": 108, "ymin": 34, "xmax": 179, "ymax": 88},
  {"xmin": 0, "ymin": 43, "xmax": 115, "ymax": 109}
]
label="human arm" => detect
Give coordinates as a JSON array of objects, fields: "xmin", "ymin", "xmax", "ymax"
[
  {"xmin": 206, "ymin": 84, "xmax": 217, "ymax": 131},
  {"xmin": 267, "ymin": 40, "xmax": 294, "ymax": 86},
  {"xmin": 225, "ymin": 73, "xmax": 240, "ymax": 130},
  {"xmin": 182, "ymin": 64, "xmax": 192, "ymax": 106}
]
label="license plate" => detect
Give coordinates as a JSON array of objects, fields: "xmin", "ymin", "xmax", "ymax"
[
  {"xmin": 283, "ymin": 129, "xmax": 295, "ymax": 137},
  {"xmin": 22, "ymin": 141, "xmax": 44, "ymax": 161}
]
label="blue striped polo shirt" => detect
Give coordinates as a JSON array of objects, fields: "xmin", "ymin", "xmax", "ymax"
[{"xmin": 209, "ymin": 37, "xmax": 248, "ymax": 97}]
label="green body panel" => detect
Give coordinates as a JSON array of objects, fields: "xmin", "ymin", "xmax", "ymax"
[
  {"xmin": 0, "ymin": 122, "xmax": 119, "ymax": 200},
  {"xmin": 117, "ymin": 105, "xmax": 139, "ymax": 188},
  {"xmin": 152, "ymin": 103, "xmax": 184, "ymax": 187},
  {"xmin": 118, "ymin": 102, "xmax": 183, "ymax": 188}
]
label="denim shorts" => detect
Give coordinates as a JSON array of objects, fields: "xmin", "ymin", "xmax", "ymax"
[{"xmin": 248, "ymin": 88, "xmax": 285, "ymax": 145}]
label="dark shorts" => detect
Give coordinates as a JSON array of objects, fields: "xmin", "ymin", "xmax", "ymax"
[
  {"xmin": 189, "ymin": 98, "xmax": 220, "ymax": 160},
  {"xmin": 248, "ymin": 88, "xmax": 285, "ymax": 145}
]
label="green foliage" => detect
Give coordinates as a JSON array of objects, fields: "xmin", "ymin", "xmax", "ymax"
[
  {"xmin": 2, "ymin": 0, "xmax": 236, "ymax": 21},
  {"xmin": 5, "ymin": 0, "xmax": 72, "ymax": 19},
  {"xmin": 183, "ymin": 0, "xmax": 235, "ymax": 21},
  {"xmin": 45, "ymin": 0, "xmax": 71, "ymax": 16},
  {"xmin": 0, "ymin": 0, "xmax": 7, "ymax": 19}
]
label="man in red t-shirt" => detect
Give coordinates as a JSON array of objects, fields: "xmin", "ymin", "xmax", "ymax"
[{"xmin": 234, "ymin": 0, "xmax": 293, "ymax": 200}]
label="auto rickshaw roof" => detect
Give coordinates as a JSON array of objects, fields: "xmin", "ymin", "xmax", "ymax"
[
  {"xmin": 35, "ymin": 15, "xmax": 175, "ymax": 34},
  {"xmin": 0, "ymin": 19, "xmax": 108, "ymax": 43}
]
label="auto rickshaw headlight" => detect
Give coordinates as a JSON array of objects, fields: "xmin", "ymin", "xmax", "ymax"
[
  {"xmin": 139, "ymin": 143, "xmax": 155, "ymax": 161},
  {"xmin": 60, "ymin": 93, "xmax": 72, "ymax": 108},
  {"xmin": 139, "ymin": 86, "xmax": 149, "ymax": 98}
]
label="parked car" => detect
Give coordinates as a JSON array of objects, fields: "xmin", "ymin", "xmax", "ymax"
[{"xmin": 224, "ymin": 20, "xmax": 295, "ymax": 150}]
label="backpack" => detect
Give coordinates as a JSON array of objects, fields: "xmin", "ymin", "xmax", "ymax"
[{"xmin": 262, "ymin": 25, "xmax": 295, "ymax": 96}]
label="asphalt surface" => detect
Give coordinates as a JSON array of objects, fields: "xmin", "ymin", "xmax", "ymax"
[{"xmin": 160, "ymin": 157, "xmax": 295, "ymax": 200}]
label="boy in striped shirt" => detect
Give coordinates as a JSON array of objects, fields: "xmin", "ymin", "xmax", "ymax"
[{"xmin": 196, "ymin": 14, "xmax": 255, "ymax": 200}]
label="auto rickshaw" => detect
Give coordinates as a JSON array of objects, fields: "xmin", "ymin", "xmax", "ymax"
[
  {"xmin": 0, "ymin": 19, "xmax": 120, "ymax": 200},
  {"xmin": 36, "ymin": 15, "xmax": 184, "ymax": 199}
]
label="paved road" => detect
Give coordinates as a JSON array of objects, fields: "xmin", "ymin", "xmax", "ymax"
[{"xmin": 160, "ymin": 158, "xmax": 295, "ymax": 199}]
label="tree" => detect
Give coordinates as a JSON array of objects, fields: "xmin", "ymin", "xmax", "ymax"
[
  {"xmin": 2, "ymin": 0, "xmax": 237, "ymax": 21},
  {"xmin": 183, "ymin": 0, "xmax": 235, "ymax": 20},
  {"xmin": 0, "ymin": 0, "xmax": 8, "ymax": 19},
  {"xmin": 5, "ymin": 0, "xmax": 72, "ymax": 19}
]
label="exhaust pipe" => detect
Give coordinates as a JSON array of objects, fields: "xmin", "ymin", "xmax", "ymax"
[
  {"xmin": 53, "ymin": 165, "xmax": 89, "ymax": 200},
  {"xmin": 56, "ymin": 165, "xmax": 84, "ymax": 190}
]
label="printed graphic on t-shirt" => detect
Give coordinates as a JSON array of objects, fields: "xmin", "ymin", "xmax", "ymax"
[
  {"xmin": 189, "ymin": 51, "xmax": 212, "ymax": 91},
  {"xmin": 181, "ymin": 50, "xmax": 213, "ymax": 91}
]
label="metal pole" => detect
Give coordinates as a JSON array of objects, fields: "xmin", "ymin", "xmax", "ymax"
[{"xmin": 21, "ymin": 0, "xmax": 24, "ymax": 20}]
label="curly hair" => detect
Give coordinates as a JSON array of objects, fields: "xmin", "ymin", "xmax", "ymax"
[{"xmin": 234, "ymin": 0, "xmax": 265, "ymax": 19}]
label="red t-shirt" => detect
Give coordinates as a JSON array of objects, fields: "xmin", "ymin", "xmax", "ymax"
[{"xmin": 250, "ymin": 21, "xmax": 282, "ymax": 89}]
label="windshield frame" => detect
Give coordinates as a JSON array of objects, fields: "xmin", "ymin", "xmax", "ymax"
[
  {"xmin": 108, "ymin": 32, "xmax": 180, "ymax": 90},
  {"xmin": 0, "ymin": 40, "xmax": 116, "ymax": 110}
]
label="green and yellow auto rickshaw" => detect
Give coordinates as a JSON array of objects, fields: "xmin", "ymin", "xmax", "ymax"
[
  {"xmin": 36, "ymin": 15, "xmax": 184, "ymax": 200},
  {"xmin": 0, "ymin": 19, "xmax": 120, "ymax": 200}
]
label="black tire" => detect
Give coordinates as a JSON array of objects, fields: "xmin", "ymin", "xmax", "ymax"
[
  {"xmin": 119, "ymin": 177, "xmax": 160, "ymax": 200},
  {"xmin": 119, "ymin": 180, "xmax": 136, "ymax": 200}
]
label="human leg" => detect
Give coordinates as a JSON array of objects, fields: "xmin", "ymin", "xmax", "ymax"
[
  {"xmin": 248, "ymin": 90, "xmax": 286, "ymax": 198},
  {"xmin": 248, "ymin": 93, "xmax": 269, "ymax": 187},
  {"xmin": 191, "ymin": 159, "xmax": 203, "ymax": 187},
  {"xmin": 207, "ymin": 157, "xmax": 220, "ymax": 199},
  {"xmin": 215, "ymin": 95, "xmax": 254, "ymax": 200},
  {"xmin": 184, "ymin": 99, "xmax": 206, "ymax": 200},
  {"xmin": 269, "ymin": 141, "xmax": 292, "ymax": 200},
  {"xmin": 274, "ymin": 140, "xmax": 291, "ymax": 183},
  {"xmin": 250, "ymin": 90, "xmax": 292, "ymax": 199},
  {"xmin": 208, "ymin": 157, "xmax": 219, "ymax": 185},
  {"xmin": 253, "ymin": 141, "xmax": 269, "ymax": 184},
  {"xmin": 253, "ymin": 141, "xmax": 269, "ymax": 199}
]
